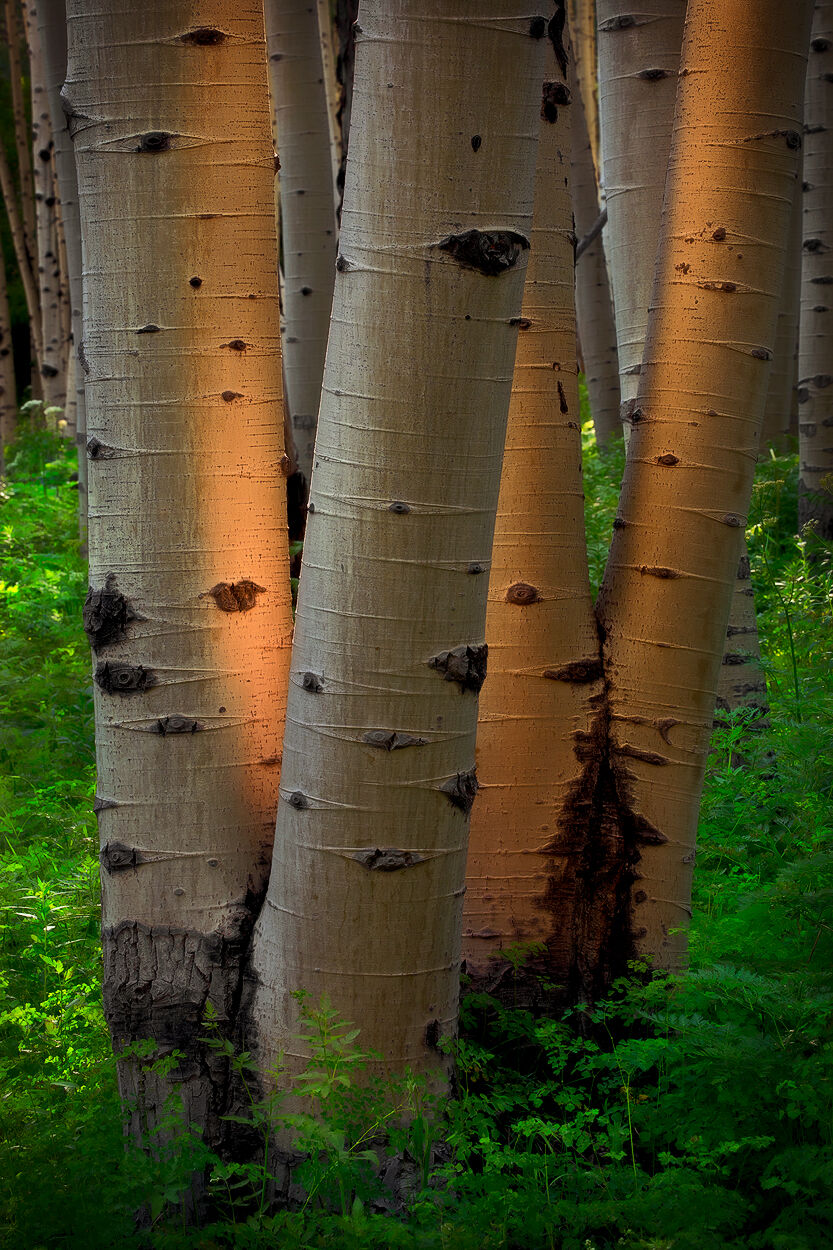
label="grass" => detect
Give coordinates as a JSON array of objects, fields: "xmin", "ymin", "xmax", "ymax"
[{"xmin": 0, "ymin": 419, "xmax": 831, "ymax": 1248}]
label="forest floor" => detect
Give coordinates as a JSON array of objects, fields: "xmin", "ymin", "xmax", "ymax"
[{"xmin": 0, "ymin": 418, "xmax": 831, "ymax": 1249}]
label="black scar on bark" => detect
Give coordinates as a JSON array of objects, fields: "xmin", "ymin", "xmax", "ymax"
[
  {"xmin": 352, "ymin": 847, "xmax": 426, "ymax": 871},
  {"xmin": 548, "ymin": 4, "xmax": 568, "ymax": 75},
  {"xmin": 204, "ymin": 581, "xmax": 265, "ymax": 612},
  {"xmin": 137, "ymin": 132, "xmax": 172, "ymax": 153},
  {"xmin": 798, "ymin": 387, "xmax": 810, "ymax": 404},
  {"xmin": 95, "ymin": 661, "xmax": 154, "ymax": 694},
  {"xmin": 336, "ymin": 255, "xmax": 352, "ymax": 272},
  {"xmin": 388, "ymin": 500, "xmax": 411, "ymax": 514},
  {"xmin": 41, "ymin": 365, "xmax": 59, "ymax": 379},
  {"xmin": 137, "ymin": 323, "xmax": 160, "ymax": 334},
  {"xmin": 510, "ymin": 316, "xmax": 532, "ymax": 329},
  {"xmin": 467, "ymin": 562, "xmax": 485, "ymax": 574},
  {"xmin": 226, "ymin": 339, "xmax": 248, "ymax": 351},
  {"xmin": 471, "ymin": 135, "xmax": 482, "ymax": 152},
  {"xmin": 101, "ymin": 841, "xmax": 144, "ymax": 873},
  {"xmin": 302, "ymin": 671, "xmax": 324, "ymax": 692},
  {"xmin": 557, "ymin": 380, "xmax": 569, "ymax": 413},
  {"xmin": 83, "ymin": 573, "xmax": 139, "ymax": 650},
  {"xmin": 425, "ymin": 1018, "xmax": 441, "ymax": 1050},
  {"xmin": 614, "ymin": 743, "xmax": 669, "ymax": 766},
  {"xmin": 811, "ymin": 36, "xmax": 832, "ymax": 51},
  {"xmin": 639, "ymin": 566, "xmax": 680, "ymax": 579},
  {"xmin": 181, "ymin": 27, "xmax": 226, "ymax": 44},
  {"xmin": 738, "ymin": 554, "xmax": 751, "ymax": 578},
  {"xmin": 638, "ymin": 67, "xmax": 668, "ymax": 80},
  {"xmin": 222, "ymin": 390, "xmax": 243, "ymax": 402},
  {"xmin": 529, "ymin": 15, "xmax": 546, "ymax": 37},
  {"xmin": 190, "ymin": 276, "xmax": 203, "ymax": 287},
  {"xmin": 543, "ymin": 658, "xmax": 603, "ymax": 683},
  {"xmin": 152, "ymin": 715, "xmax": 204, "ymax": 734},
  {"xmin": 428, "ymin": 643, "xmax": 487, "ymax": 693},
  {"xmin": 657, "ymin": 453, "xmax": 679, "ymax": 465},
  {"xmin": 722, "ymin": 513, "xmax": 743, "ymax": 527},
  {"xmin": 93, "ymin": 795, "xmax": 118, "ymax": 815},
  {"xmin": 440, "ymin": 768, "xmax": 479, "ymax": 815},
  {"xmin": 722, "ymin": 652, "xmax": 750, "ymax": 667},
  {"xmin": 712, "ymin": 226, "xmax": 727, "ymax": 241},
  {"xmin": 541, "ymin": 81, "xmax": 570, "ymax": 124},
  {"xmin": 77, "ymin": 340, "xmax": 90, "ymax": 374},
  {"xmin": 436, "ymin": 230, "xmax": 530, "ymax": 277},
  {"xmin": 362, "ymin": 730, "xmax": 428, "ymax": 750},
  {"xmin": 816, "ymin": 374, "xmax": 833, "ymax": 388},
  {"xmin": 811, "ymin": 276, "xmax": 833, "ymax": 285},
  {"xmin": 506, "ymin": 582, "xmax": 539, "ymax": 605},
  {"xmin": 599, "ymin": 14, "xmax": 636, "ymax": 31},
  {"xmin": 804, "ymin": 238, "xmax": 826, "ymax": 252},
  {"xmin": 751, "ymin": 347, "xmax": 773, "ymax": 359},
  {"xmin": 287, "ymin": 791, "xmax": 309, "ymax": 810}
]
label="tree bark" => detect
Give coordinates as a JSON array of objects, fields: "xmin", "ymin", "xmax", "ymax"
[
  {"xmin": 596, "ymin": 0, "xmax": 686, "ymax": 435},
  {"xmin": 265, "ymin": 0, "xmax": 338, "ymax": 487},
  {"xmin": 462, "ymin": 35, "xmax": 607, "ymax": 1001},
  {"xmin": 597, "ymin": 0, "xmax": 813, "ymax": 970},
  {"xmin": 761, "ymin": 171, "xmax": 802, "ymax": 451},
  {"xmin": 566, "ymin": 0, "xmax": 599, "ymax": 177},
  {"xmin": 247, "ymin": 0, "xmax": 550, "ymax": 1089},
  {"xmin": 23, "ymin": 0, "xmax": 68, "ymax": 409},
  {"xmin": 799, "ymin": 1, "xmax": 833, "ymax": 541},
  {"xmin": 573, "ymin": 83, "xmax": 620, "ymax": 447},
  {"xmin": 66, "ymin": 0, "xmax": 294, "ymax": 1150},
  {"xmin": 715, "ymin": 543, "xmax": 768, "ymax": 718},
  {"xmin": 4, "ymin": 0, "xmax": 37, "ymax": 275},
  {"xmin": 0, "ymin": 120, "xmax": 44, "ymax": 387},
  {"xmin": 0, "ymin": 238, "xmax": 17, "ymax": 459},
  {"xmin": 37, "ymin": 0, "xmax": 86, "ymax": 506}
]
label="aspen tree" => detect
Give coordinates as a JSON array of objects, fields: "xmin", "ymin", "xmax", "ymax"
[
  {"xmin": 566, "ymin": 0, "xmax": 599, "ymax": 176},
  {"xmin": 462, "ymin": 33, "xmax": 606, "ymax": 996},
  {"xmin": 265, "ymin": 0, "xmax": 338, "ymax": 485},
  {"xmin": 573, "ymin": 85, "xmax": 620, "ymax": 447},
  {"xmin": 597, "ymin": 0, "xmax": 813, "ymax": 969},
  {"xmin": 762, "ymin": 175, "xmax": 802, "ymax": 450},
  {"xmin": 38, "ymin": 0, "xmax": 86, "ymax": 510},
  {"xmin": 715, "ymin": 545, "xmax": 768, "ymax": 718},
  {"xmin": 24, "ymin": 0, "xmax": 67, "ymax": 409},
  {"xmin": 596, "ymin": 0, "xmax": 685, "ymax": 433},
  {"xmin": 65, "ymin": 0, "xmax": 294, "ymax": 1147},
  {"xmin": 4, "ymin": 0, "xmax": 37, "ymax": 278},
  {"xmin": 799, "ymin": 1, "xmax": 833, "ymax": 541},
  {"xmin": 248, "ymin": 0, "xmax": 550, "ymax": 1085},
  {"xmin": 0, "ymin": 243, "xmax": 16, "ymax": 458}
]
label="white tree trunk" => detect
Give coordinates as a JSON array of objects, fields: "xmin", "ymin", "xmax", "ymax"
[{"xmin": 248, "ymin": 0, "xmax": 551, "ymax": 1091}]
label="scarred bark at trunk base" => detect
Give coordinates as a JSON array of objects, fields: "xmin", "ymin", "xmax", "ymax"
[{"xmin": 102, "ymin": 916, "xmax": 263, "ymax": 1157}]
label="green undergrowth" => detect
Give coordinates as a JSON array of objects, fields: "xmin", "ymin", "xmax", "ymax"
[{"xmin": 0, "ymin": 423, "xmax": 831, "ymax": 1248}]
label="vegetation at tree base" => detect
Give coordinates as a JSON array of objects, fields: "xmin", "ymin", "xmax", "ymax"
[{"xmin": 1, "ymin": 420, "xmax": 830, "ymax": 1249}]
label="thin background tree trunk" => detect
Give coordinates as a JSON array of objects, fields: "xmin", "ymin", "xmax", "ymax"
[
  {"xmin": 573, "ymin": 82, "xmax": 620, "ymax": 447},
  {"xmin": 596, "ymin": 0, "xmax": 686, "ymax": 435},
  {"xmin": 0, "ymin": 240, "xmax": 16, "ymax": 458},
  {"xmin": 799, "ymin": 1, "xmax": 833, "ymax": 541},
  {"xmin": 248, "ymin": 0, "xmax": 550, "ymax": 1091},
  {"xmin": 762, "ymin": 172, "xmax": 802, "ymax": 450},
  {"xmin": 265, "ymin": 0, "xmax": 338, "ymax": 487},
  {"xmin": 66, "ymin": 0, "xmax": 294, "ymax": 1150}
]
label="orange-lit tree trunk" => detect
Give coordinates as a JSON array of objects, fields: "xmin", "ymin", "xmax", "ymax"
[
  {"xmin": 573, "ymin": 83, "xmax": 620, "ymax": 447},
  {"xmin": 597, "ymin": 0, "xmax": 812, "ymax": 970},
  {"xmin": 247, "ymin": 0, "xmax": 549, "ymax": 1088},
  {"xmin": 567, "ymin": 0, "xmax": 599, "ymax": 176},
  {"xmin": 463, "ymin": 35, "xmax": 606, "ymax": 1000},
  {"xmin": 66, "ymin": 0, "xmax": 294, "ymax": 1149},
  {"xmin": 799, "ymin": 1, "xmax": 833, "ymax": 540},
  {"xmin": 265, "ymin": 0, "xmax": 338, "ymax": 487},
  {"xmin": 596, "ymin": 0, "xmax": 685, "ymax": 435}
]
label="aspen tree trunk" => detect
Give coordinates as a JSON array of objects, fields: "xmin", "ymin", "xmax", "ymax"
[
  {"xmin": 247, "ymin": 0, "xmax": 549, "ymax": 1087},
  {"xmin": 715, "ymin": 543, "xmax": 768, "ymax": 718},
  {"xmin": 462, "ymin": 37, "xmax": 608, "ymax": 999},
  {"xmin": 334, "ymin": 0, "xmax": 359, "ymax": 208},
  {"xmin": 315, "ymin": 0, "xmax": 342, "ymax": 198},
  {"xmin": 597, "ymin": 0, "xmax": 812, "ymax": 970},
  {"xmin": 265, "ymin": 0, "xmax": 338, "ymax": 486},
  {"xmin": 0, "ymin": 242, "xmax": 16, "ymax": 458},
  {"xmin": 65, "ymin": 0, "xmax": 294, "ymax": 1149},
  {"xmin": 799, "ymin": 2, "xmax": 833, "ymax": 541},
  {"xmin": 762, "ymin": 173, "xmax": 802, "ymax": 450},
  {"xmin": 0, "ymin": 139, "xmax": 44, "ymax": 389},
  {"xmin": 24, "ymin": 0, "xmax": 67, "ymax": 408},
  {"xmin": 4, "ymin": 0, "xmax": 37, "ymax": 274},
  {"xmin": 573, "ymin": 84, "xmax": 620, "ymax": 447},
  {"xmin": 566, "ymin": 0, "xmax": 599, "ymax": 176},
  {"xmin": 596, "ymin": 0, "xmax": 685, "ymax": 433}
]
